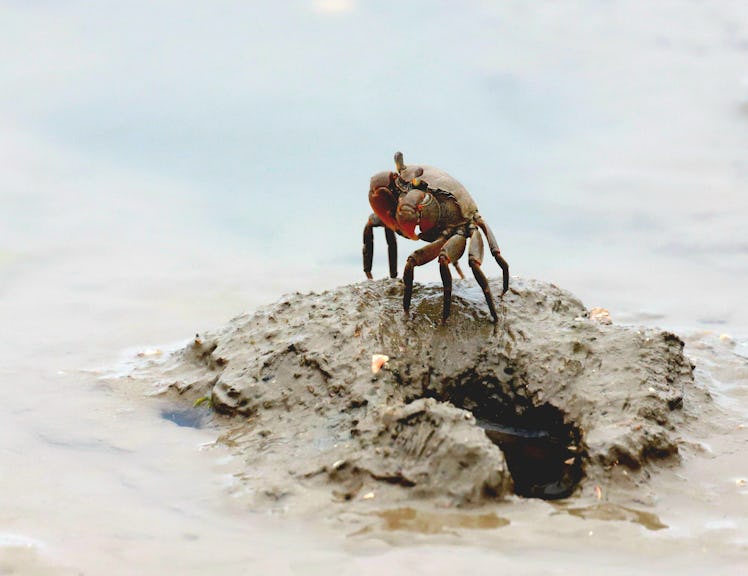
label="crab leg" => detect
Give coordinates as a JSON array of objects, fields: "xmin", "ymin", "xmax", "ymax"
[
  {"xmin": 453, "ymin": 261, "xmax": 466, "ymax": 280},
  {"xmin": 385, "ymin": 228, "xmax": 397, "ymax": 278},
  {"xmin": 403, "ymin": 235, "xmax": 449, "ymax": 316},
  {"xmin": 438, "ymin": 234, "xmax": 467, "ymax": 322},
  {"xmin": 475, "ymin": 215, "xmax": 509, "ymax": 293},
  {"xmin": 363, "ymin": 214, "xmax": 398, "ymax": 279},
  {"xmin": 468, "ymin": 228, "xmax": 498, "ymax": 322}
]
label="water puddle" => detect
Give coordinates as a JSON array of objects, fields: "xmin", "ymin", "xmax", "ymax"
[
  {"xmin": 559, "ymin": 503, "xmax": 668, "ymax": 531},
  {"xmin": 352, "ymin": 507, "xmax": 510, "ymax": 536},
  {"xmin": 160, "ymin": 406, "xmax": 211, "ymax": 429}
]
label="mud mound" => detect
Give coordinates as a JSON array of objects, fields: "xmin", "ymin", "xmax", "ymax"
[{"xmin": 139, "ymin": 278, "xmax": 704, "ymax": 507}]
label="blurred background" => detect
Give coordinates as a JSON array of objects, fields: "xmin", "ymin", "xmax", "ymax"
[{"xmin": 2, "ymin": 0, "xmax": 748, "ymax": 347}]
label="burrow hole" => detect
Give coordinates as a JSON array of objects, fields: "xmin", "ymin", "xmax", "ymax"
[{"xmin": 435, "ymin": 380, "xmax": 585, "ymax": 499}]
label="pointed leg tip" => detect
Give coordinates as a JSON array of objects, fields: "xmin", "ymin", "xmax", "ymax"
[{"xmin": 441, "ymin": 311, "xmax": 450, "ymax": 325}]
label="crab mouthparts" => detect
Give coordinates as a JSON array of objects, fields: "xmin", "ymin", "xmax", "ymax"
[{"xmin": 397, "ymin": 205, "xmax": 420, "ymax": 239}]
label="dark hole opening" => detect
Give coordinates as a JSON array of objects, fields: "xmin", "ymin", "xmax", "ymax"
[
  {"xmin": 476, "ymin": 411, "xmax": 583, "ymax": 499},
  {"xmin": 433, "ymin": 379, "xmax": 584, "ymax": 499}
]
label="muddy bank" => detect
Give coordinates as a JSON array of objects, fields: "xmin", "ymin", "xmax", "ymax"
[{"xmin": 138, "ymin": 277, "xmax": 707, "ymax": 508}]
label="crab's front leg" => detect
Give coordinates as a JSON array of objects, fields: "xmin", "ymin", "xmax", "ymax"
[
  {"xmin": 437, "ymin": 234, "xmax": 467, "ymax": 322},
  {"xmin": 403, "ymin": 235, "xmax": 449, "ymax": 317},
  {"xmin": 363, "ymin": 214, "xmax": 398, "ymax": 279}
]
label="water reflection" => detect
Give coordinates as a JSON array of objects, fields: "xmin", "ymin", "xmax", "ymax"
[
  {"xmin": 353, "ymin": 507, "xmax": 510, "ymax": 536},
  {"xmin": 560, "ymin": 503, "xmax": 668, "ymax": 532}
]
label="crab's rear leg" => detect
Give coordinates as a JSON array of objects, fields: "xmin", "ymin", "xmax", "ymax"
[
  {"xmin": 453, "ymin": 261, "xmax": 466, "ymax": 280},
  {"xmin": 403, "ymin": 235, "xmax": 449, "ymax": 316},
  {"xmin": 475, "ymin": 215, "xmax": 509, "ymax": 293},
  {"xmin": 468, "ymin": 227, "xmax": 498, "ymax": 322},
  {"xmin": 363, "ymin": 214, "xmax": 398, "ymax": 279}
]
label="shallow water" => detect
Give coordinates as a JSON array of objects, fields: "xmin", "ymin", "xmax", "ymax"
[{"xmin": 2, "ymin": 1, "xmax": 748, "ymax": 573}]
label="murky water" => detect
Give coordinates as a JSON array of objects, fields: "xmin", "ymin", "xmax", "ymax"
[{"xmin": 2, "ymin": 1, "xmax": 748, "ymax": 573}]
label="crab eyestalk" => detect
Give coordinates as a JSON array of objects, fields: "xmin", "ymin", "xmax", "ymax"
[{"xmin": 394, "ymin": 151, "xmax": 406, "ymax": 173}]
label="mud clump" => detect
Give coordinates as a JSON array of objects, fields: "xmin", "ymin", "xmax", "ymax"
[{"xmin": 137, "ymin": 278, "xmax": 704, "ymax": 508}]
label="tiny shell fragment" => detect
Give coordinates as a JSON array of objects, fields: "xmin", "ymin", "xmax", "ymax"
[
  {"xmin": 137, "ymin": 348, "xmax": 163, "ymax": 357},
  {"xmin": 371, "ymin": 354, "xmax": 390, "ymax": 374},
  {"xmin": 594, "ymin": 485, "xmax": 603, "ymax": 500},
  {"xmin": 589, "ymin": 307, "xmax": 612, "ymax": 325}
]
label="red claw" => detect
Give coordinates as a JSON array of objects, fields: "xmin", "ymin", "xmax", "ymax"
[
  {"xmin": 399, "ymin": 221, "xmax": 419, "ymax": 240},
  {"xmin": 369, "ymin": 186, "xmax": 399, "ymax": 231}
]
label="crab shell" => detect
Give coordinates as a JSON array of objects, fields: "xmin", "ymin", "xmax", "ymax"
[{"xmin": 397, "ymin": 165, "xmax": 479, "ymax": 223}]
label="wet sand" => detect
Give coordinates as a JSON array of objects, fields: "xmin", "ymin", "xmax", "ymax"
[{"xmin": 2, "ymin": 264, "xmax": 747, "ymax": 574}]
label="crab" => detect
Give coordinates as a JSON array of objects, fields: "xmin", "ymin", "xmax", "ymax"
[{"xmin": 363, "ymin": 151, "xmax": 509, "ymax": 323}]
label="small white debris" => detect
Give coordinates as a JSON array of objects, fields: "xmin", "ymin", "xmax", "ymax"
[
  {"xmin": 137, "ymin": 348, "xmax": 163, "ymax": 357},
  {"xmin": 371, "ymin": 354, "xmax": 390, "ymax": 374},
  {"xmin": 362, "ymin": 491, "xmax": 375, "ymax": 500},
  {"xmin": 589, "ymin": 307, "xmax": 612, "ymax": 325}
]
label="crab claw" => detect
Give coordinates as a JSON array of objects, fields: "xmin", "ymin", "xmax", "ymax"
[{"xmin": 399, "ymin": 221, "xmax": 419, "ymax": 240}]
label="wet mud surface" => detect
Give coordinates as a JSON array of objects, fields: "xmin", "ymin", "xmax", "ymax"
[{"xmin": 132, "ymin": 277, "xmax": 709, "ymax": 509}]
